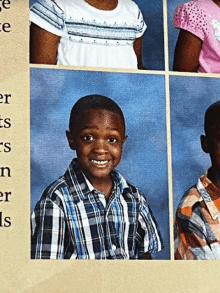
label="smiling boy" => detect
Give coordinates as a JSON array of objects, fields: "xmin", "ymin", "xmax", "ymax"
[
  {"xmin": 31, "ymin": 95, "xmax": 162, "ymax": 259},
  {"xmin": 175, "ymin": 101, "xmax": 220, "ymax": 260}
]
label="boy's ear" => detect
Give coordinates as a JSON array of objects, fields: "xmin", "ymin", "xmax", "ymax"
[
  {"xmin": 66, "ymin": 130, "xmax": 76, "ymax": 150},
  {"xmin": 123, "ymin": 135, "xmax": 128, "ymax": 143},
  {"xmin": 122, "ymin": 135, "xmax": 128, "ymax": 146},
  {"xmin": 200, "ymin": 134, "xmax": 209, "ymax": 154}
]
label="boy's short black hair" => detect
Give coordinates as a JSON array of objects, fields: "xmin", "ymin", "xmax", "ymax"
[
  {"xmin": 69, "ymin": 94, "xmax": 125, "ymax": 132},
  {"xmin": 204, "ymin": 101, "xmax": 220, "ymax": 136}
]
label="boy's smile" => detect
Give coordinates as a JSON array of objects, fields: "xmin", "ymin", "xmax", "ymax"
[{"xmin": 67, "ymin": 108, "xmax": 127, "ymax": 189}]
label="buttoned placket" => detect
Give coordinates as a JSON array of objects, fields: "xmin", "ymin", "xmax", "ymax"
[
  {"xmin": 93, "ymin": 187, "xmax": 124, "ymax": 259},
  {"xmin": 105, "ymin": 186, "xmax": 127, "ymax": 259},
  {"xmin": 91, "ymin": 189, "xmax": 108, "ymax": 259},
  {"xmin": 79, "ymin": 167, "xmax": 129, "ymax": 259},
  {"xmin": 105, "ymin": 189, "xmax": 119, "ymax": 259}
]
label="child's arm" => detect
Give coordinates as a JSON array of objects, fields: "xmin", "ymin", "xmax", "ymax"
[
  {"xmin": 31, "ymin": 198, "xmax": 65, "ymax": 259},
  {"xmin": 173, "ymin": 29, "xmax": 203, "ymax": 72},
  {"xmin": 30, "ymin": 23, "xmax": 61, "ymax": 64},
  {"xmin": 136, "ymin": 194, "xmax": 162, "ymax": 258},
  {"xmin": 174, "ymin": 207, "xmax": 216, "ymax": 260},
  {"xmin": 134, "ymin": 37, "xmax": 146, "ymax": 70}
]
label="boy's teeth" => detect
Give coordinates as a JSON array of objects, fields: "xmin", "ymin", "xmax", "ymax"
[{"xmin": 91, "ymin": 160, "xmax": 108, "ymax": 165}]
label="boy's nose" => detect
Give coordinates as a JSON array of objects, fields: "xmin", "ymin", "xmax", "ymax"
[{"xmin": 93, "ymin": 140, "xmax": 108, "ymax": 153}]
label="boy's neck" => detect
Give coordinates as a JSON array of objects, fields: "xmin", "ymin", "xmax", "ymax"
[
  {"xmin": 207, "ymin": 167, "xmax": 220, "ymax": 189},
  {"xmin": 84, "ymin": 0, "xmax": 118, "ymax": 11},
  {"xmin": 91, "ymin": 177, "xmax": 114, "ymax": 199}
]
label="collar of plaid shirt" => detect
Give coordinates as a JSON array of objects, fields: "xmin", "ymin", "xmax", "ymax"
[
  {"xmin": 68, "ymin": 158, "xmax": 129, "ymax": 202},
  {"xmin": 197, "ymin": 170, "xmax": 220, "ymax": 220}
]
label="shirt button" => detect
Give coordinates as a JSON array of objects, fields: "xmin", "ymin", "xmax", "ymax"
[{"xmin": 112, "ymin": 244, "xmax": 116, "ymax": 251}]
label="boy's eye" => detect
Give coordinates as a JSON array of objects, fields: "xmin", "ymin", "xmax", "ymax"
[
  {"xmin": 108, "ymin": 137, "xmax": 117, "ymax": 143},
  {"xmin": 83, "ymin": 135, "xmax": 94, "ymax": 141}
]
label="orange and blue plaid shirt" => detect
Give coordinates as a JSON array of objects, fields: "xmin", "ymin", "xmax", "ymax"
[
  {"xmin": 31, "ymin": 158, "xmax": 162, "ymax": 259},
  {"xmin": 175, "ymin": 170, "xmax": 220, "ymax": 260}
]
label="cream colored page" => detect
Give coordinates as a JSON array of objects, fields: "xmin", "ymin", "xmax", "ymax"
[{"xmin": 1, "ymin": 0, "xmax": 220, "ymax": 292}]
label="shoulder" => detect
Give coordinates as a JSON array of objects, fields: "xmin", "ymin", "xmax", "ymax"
[
  {"xmin": 30, "ymin": 0, "xmax": 65, "ymax": 12},
  {"xmin": 30, "ymin": 0, "xmax": 68, "ymax": 34},
  {"xmin": 176, "ymin": 184, "xmax": 202, "ymax": 218},
  {"xmin": 34, "ymin": 176, "xmax": 69, "ymax": 212},
  {"xmin": 121, "ymin": 0, "xmax": 142, "ymax": 15},
  {"xmin": 125, "ymin": 181, "xmax": 147, "ymax": 205},
  {"xmin": 113, "ymin": 169, "xmax": 145, "ymax": 203},
  {"xmin": 175, "ymin": 0, "xmax": 205, "ymax": 14},
  {"xmin": 123, "ymin": 0, "xmax": 140, "ymax": 8},
  {"xmin": 118, "ymin": 0, "xmax": 146, "ymax": 35},
  {"xmin": 174, "ymin": 0, "xmax": 209, "ymax": 21},
  {"xmin": 174, "ymin": 0, "xmax": 208, "ymax": 35},
  {"xmin": 30, "ymin": 0, "xmax": 79, "ymax": 16}
]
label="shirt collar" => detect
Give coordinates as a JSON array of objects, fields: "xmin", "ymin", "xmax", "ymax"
[
  {"xmin": 197, "ymin": 170, "xmax": 220, "ymax": 220},
  {"xmin": 68, "ymin": 158, "xmax": 129, "ymax": 200}
]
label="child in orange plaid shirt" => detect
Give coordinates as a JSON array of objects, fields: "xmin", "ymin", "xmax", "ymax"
[{"xmin": 175, "ymin": 101, "xmax": 220, "ymax": 260}]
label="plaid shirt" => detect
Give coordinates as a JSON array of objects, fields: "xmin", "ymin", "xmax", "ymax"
[
  {"xmin": 31, "ymin": 159, "xmax": 162, "ymax": 259},
  {"xmin": 175, "ymin": 170, "xmax": 220, "ymax": 260}
]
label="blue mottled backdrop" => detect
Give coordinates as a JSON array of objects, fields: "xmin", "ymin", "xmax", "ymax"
[{"xmin": 31, "ymin": 68, "xmax": 169, "ymax": 259}]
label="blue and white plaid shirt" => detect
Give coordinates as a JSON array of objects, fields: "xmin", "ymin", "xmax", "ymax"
[{"xmin": 31, "ymin": 159, "xmax": 162, "ymax": 259}]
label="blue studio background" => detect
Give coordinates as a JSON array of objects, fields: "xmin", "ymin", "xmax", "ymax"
[
  {"xmin": 170, "ymin": 76, "xmax": 220, "ymax": 213},
  {"xmin": 31, "ymin": 68, "xmax": 169, "ymax": 259},
  {"xmin": 29, "ymin": 0, "xmax": 164, "ymax": 71}
]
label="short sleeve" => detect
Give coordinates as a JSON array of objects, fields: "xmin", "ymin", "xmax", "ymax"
[
  {"xmin": 174, "ymin": 1, "xmax": 208, "ymax": 41},
  {"xmin": 136, "ymin": 195, "xmax": 162, "ymax": 257},
  {"xmin": 136, "ymin": 8, "xmax": 147, "ymax": 38},
  {"xmin": 30, "ymin": 0, "xmax": 65, "ymax": 36},
  {"xmin": 31, "ymin": 197, "xmax": 66, "ymax": 259}
]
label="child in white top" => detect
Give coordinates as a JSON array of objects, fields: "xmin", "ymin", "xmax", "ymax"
[
  {"xmin": 30, "ymin": 0, "xmax": 147, "ymax": 69},
  {"xmin": 173, "ymin": 0, "xmax": 220, "ymax": 73}
]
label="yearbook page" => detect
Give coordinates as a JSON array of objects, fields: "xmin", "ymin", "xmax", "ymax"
[{"xmin": 1, "ymin": 0, "xmax": 220, "ymax": 291}]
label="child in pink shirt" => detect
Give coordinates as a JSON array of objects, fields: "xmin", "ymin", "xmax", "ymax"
[{"xmin": 173, "ymin": 0, "xmax": 220, "ymax": 73}]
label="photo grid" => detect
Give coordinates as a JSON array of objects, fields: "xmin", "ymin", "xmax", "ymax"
[{"xmin": 4, "ymin": 0, "xmax": 220, "ymax": 291}]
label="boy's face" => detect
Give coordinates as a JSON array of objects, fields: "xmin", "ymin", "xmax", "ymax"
[
  {"xmin": 67, "ymin": 108, "xmax": 127, "ymax": 185},
  {"xmin": 201, "ymin": 116, "xmax": 220, "ymax": 174}
]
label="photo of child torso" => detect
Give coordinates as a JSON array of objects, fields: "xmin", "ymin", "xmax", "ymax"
[
  {"xmin": 175, "ymin": 101, "xmax": 220, "ymax": 260},
  {"xmin": 31, "ymin": 95, "xmax": 162, "ymax": 259},
  {"xmin": 173, "ymin": 0, "xmax": 220, "ymax": 73},
  {"xmin": 29, "ymin": 0, "xmax": 146, "ymax": 69}
]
